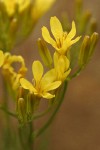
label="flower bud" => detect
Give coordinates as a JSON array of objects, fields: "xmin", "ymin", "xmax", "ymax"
[
  {"xmin": 75, "ymin": 0, "xmax": 82, "ymax": 17},
  {"xmin": 89, "ymin": 32, "xmax": 99, "ymax": 58},
  {"xmin": 27, "ymin": 93, "xmax": 40, "ymax": 112},
  {"xmin": 27, "ymin": 93, "xmax": 34, "ymax": 120},
  {"xmin": 17, "ymin": 86, "xmax": 24, "ymax": 99},
  {"xmin": 78, "ymin": 35, "xmax": 90, "ymax": 67},
  {"xmin": 90, "ymin": 19, "xmax": 97, "ymax": 34},
  {"xmin": 27, "ymin": 93, "xmax": 40, "ymax": 121},
  {"xmin": 9, "ymin": 18, "xmax": 18, "ymax": 36},
  {"xmin": 78, "ymin": 32, "xmax": 99, "ymax": 67},
  {"xmin": 37, "ymin": 38, "xmax": 52, "ymax": 68},
  {"xmin": 17, "ymin": 98, "xmax": 26, "ymax": 124}
]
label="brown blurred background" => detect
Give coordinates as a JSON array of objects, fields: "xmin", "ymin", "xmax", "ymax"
[{"xmin": 13, "ymin": 0, "xmax": 100, "ymax": 149}]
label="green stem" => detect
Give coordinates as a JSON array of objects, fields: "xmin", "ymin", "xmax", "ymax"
[
  {"xmin": 68, "ymin": 66, "xmax": 84, "ymax": 81},
  {"xmin": 0, "ymin": 105, "xmax": 17, "ymax": 118},
  {"xmin": 33, "ymin": 106, "xmax": 53, "ymax": 120},
  {"xmin": 28, "ymin": 122, "xmax": 34, "ymax": 150},
  {"xmin": 18, "ymin": 122, "xmax": 34, "ymax": 150},
  {"xmin": 32, "ymin": 81, "xmax": 68, "ymax": 139},
  {"xmin": 18, "ymin": 127, "xmax": 28, "ymax": 150},
  {"xmin": 2, "ymin": 75, "xmax": 9, "ymax": 111},
  {"xmin": 2, "ymin": 75, "xmax": 12, "ymax": 149}
]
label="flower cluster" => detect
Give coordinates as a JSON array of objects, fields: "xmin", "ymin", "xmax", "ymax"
[
  {"xmin": 20, "ymin": 16, "xmax": 80, "ymax": 102},
  {"xmin": 0, "ymin": 0, "xmax": 55, "ymax": 51},
  {"xmin": 19, "ymin": 16, "xmax": 98, "ymax": 111},
  {"xmin": 0, "ymin": 14, "xmax": 98, "ymax": 125},
  {"xmin": 17, "ymin": 16, "xmax": 81, "ymax": 124}
]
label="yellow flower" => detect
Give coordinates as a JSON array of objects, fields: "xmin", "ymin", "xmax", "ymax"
[
  {"xmin": 53, "ymin": 52, "xmax": 71, "ymax": 81},
  {"xmin": 1, "ymin": 0, "xmax": 30, "ymax": 16},
  {"xmin": 1, "ymin": 52, "xmax": 27, "ymax": 89},
  {"xmin": 42, "ymin": 16, "xmax": 81, "ymax": 55},
  {"xmin": 20, "ymin": 61, "xmax": 61, "ymax": 99},
  {"xmin": 32, "ymin": 0, "xmax": 56, "ymax": 21},
  {"xmin": 0, "ymin": 50, "xmax": 4, "ymax": 67}
]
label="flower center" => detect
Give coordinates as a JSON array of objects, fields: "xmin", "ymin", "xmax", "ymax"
[{"xmin": 56, "ymin": 32, "xmax": 67, "ymax": 49}]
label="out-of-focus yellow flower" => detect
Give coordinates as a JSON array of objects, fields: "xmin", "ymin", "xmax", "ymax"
[
  {"xmin": 0, "ymin": 0, "xmax": 56, "ymax": 51},
  {"xmin": 53, "ymin": 52, "xmax": 71, "ymax": 81},
  {"xmin": 42, "ymin": 16, "xmax": 81, "ymax": 55},
  {"xmin": 0, "ymin": 50, "xmax": 4, "ymax": 67},
  {"xmin": 1, "ymin": 51, "xmax": 27, "ymax": 89},
  {"xmin": 32, "ymin": 0, "xmax": 56, "ymax": 21},
  {"xmin": 1, "ymin": 0, "xmax": 30, "ymax": 16},
  {"xmin": 20, "ymin": 61, "xmax": 61, "ymax": 99}
]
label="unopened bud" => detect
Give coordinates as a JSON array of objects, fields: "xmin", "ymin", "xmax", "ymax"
[
  {"xmin": 79, "ymin": 32, "xmax": 99, "ymax": 67},
  {"xmin": 17, "ymin": 86, "xmax": 24, "ymax": 99},
  {"xmin": 79, "ymin": 11, "xmax": 91, "ymax": 33},
  {"xmin": 37, "ymin": 38, "xmax": 52, "ymax": 68},
  {"xmin": 27, "ymin": 93, "xmax": 34, "ymax": 120},
  {"xmin": 90, "ymin": 19, "xmax": 97, "ymax": 33},
  {"xmin": 78, "ymin": 36, "xmax": 90, "ymax": 67},
  {"xmin": 27, "ymin": 93, "xmax": 40, "ymax": 121},
  {"xmin": 9, "ymin": 18, "xmax": 18, "ymax": 35},
  {"xmin": 89, "ymin": 32, "xmax": 99, "ymax": 58},
  {"xmin": 83, "ymin": 11, "xmax": 91, "ymax": 24},
  {"xmin": 75, "ymin": 0, "xmax": 82, "ymax": 15},
  {"xmin": 17, "ymin": 98, "xmax": 26, "ymax": 124}
]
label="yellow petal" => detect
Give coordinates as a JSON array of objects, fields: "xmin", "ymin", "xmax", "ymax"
[
  {"xmin": 63, "ymin": 55, "xmax": 70, "ymax": 71},
  {"xmin": 58, "ymin": 56, "xmax": 66, "ymax": 74},
  {"xmin": 42, "ymin": 26, "xmax": 56, "ymax": 47},
  {"xmin": 53, "ymin": 52, "xmax": 59, "ymax": 68},
  {"xmin": 63, "ymin": 68, "xmax": 71, "ymax": 80},
  {"xmin": 54, "ymin": 53, "xmax": 66, "ymax": 74},
  {"xmin": 32, "ymin": 0, "xmax": 55, "ymax": 19},
  {"xmin": 2, "ymin": 0, "xmax": 15, "ymax": 16},
  {"xmin": 43, "ymin": 81, "xmax": 61, "ymax": 91},
  {"xmin": 42, "ymin": 92, "xmax": 55, "ymax": 99},
  {"xmin": 32, "ymin": 61, "xmax": 43, "ymax": 82},
  {"xmin": 0, "ymin": 50, "xmax": 4, "ymax": 67},
  {"xmin": 41, "ymin": 69, "xmax": 56, "ymax": 84},
  {"xmin": 17, "ymin": 0, "xmax": 30, "ymax": 12},
  {"xmin": 62, "ymin": 39, "xmax": 71, "ymax": 53},
  {"xmin": 70, "ymin": 36, "xmax": 81, "ymax": 45},
  {"xmin": 3, "ymin": 0, "xmax": 30, "ymax": 16},
  {"xmin": 12, "ymin": 74, "xmax": 21, "ymax": 90},
  {"xmin": 50, "ymin": 16, "xmax": 63, "ymax": 40},
  {"xmin": 62, "ymin": 36, "xmax": 81, "ymax": 53},
  {"xmin": 9, "ymin": 55, "xmax": 25, "ymax": 66},
  {"xmin": 20, "ymin": 78, "xmax": 36, "ymax": 93},
  {"xmin": 67, "ymin": 21, "xmax": 76, "ymax": 40}
]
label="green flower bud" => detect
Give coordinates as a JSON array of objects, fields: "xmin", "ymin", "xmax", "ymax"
[
  {"xmin": 78, "ymin": 32, "xmax": 99, "ymax": 67},
  {"xmin": 37, "ymin": 38, "xmax": 52, "ymax": 68},
  {"xmin": 90, "ymin": 19, "xmax": 97, "ymax": 33},
  {"xmin": 27, "ymin": 93, "xmax": 40, "ymax": 121},
  {"xmin": 78, "ymin": 35, "xmax": 90, "ymax": 67},
  {"xmin": 75, "ymin": 0, "xmax": 82, "ymax": 17},
  {"xmin": 17, "ymin": 86, "xmax": 24, "ymax": 99},
  {"xmin": 89, "ymin": 32, "xmax": 99, "ymax": 58},
  {"xmin": 17, "ymin": 98, "xmax": 26, "ymax": 124},
  {"xmin": 27, "ymin": 93, "xmax": 34, "ymax": 120}
]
